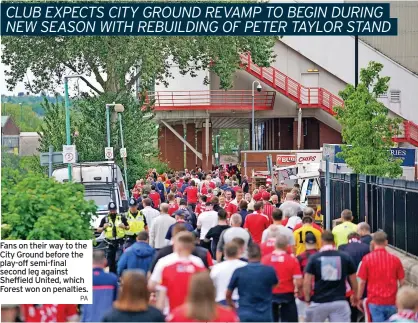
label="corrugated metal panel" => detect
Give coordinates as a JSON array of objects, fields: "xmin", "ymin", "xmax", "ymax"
[{"xmin": 346, "ymin": 1, "xmax": 418, "ymax": 75}]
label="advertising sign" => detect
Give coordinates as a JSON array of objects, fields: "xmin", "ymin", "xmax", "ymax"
[
  {"xmin": 390, "ymin": 148, "xmax": 416, "ymax": 167},
  {"xmin": 296, "ymin": 152, "xmax": 322, "ymax": 164},
  {"xmin": 276, "ymin": 155, "xmax": 296, "ymax": 165}
]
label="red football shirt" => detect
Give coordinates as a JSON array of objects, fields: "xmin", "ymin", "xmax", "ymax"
[
  {"xmin": 185, "ymin": 187, "xmax": 199, "ymax": 204},
  {"xmin": 168, "ymin": 202, "xmax": 179, "ymax": 216},
  {"xmin": 357, "ymin": 248, "xmax": 405, "ymax": 305},
  {"xmin": 149, "ymin": 192, "xmax": 161, "ymax": 208},
  {"xmin": 201, "ymin": 185, "xmax": 208, "ymax": 195},
  {"xmin": 262, "ymin": 250, "xmax": 302, "ymax": 294},
  {"xmin": 167, "ymin": 304, "xmax": 239, "ymax": 322},
  {"xmin": 261, "ymin": 239, "xmax": 293, "ymax": 257},
  {"xmin": 55, "ymin": 305, "xmax": 78, "ymax": 322},
  {"xmin": 244, "ymin": 212, "xmax": 270, "ymax": 244},
  {"xmin": 20, "ymin": 305, "xmax": 57, "ymax": 322},
  {"xmin": 262, "ymin": 202, "xmax": 274, "ymax": 224},
  {"xmin": 195, "ymin": 202, "xmax": 205, "ymax": 215},
  {"xmin": 227, "ymin": 201, "xmax": 239, "ymax": 216},
  {"xmin": 282, "ymin": 218, "xmax": 289, "ymax": 227},
  {"xmin": 150, "ymin": 253, "xmax": 206, "ymax": 310},
  {"xmin": 293, "ymin": 222, "xmax": 323, "ymax": 232}
]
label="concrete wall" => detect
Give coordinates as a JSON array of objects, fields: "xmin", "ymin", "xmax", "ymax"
[
  {"xmin": 281, "ymin": 36, "xmax": 418, "ymax": 124},
  {"xmin": 355, "ymin": 1, "xmax": 418, "ymax": 75},
  {"xmin": 155, "ymin": 57, "xmax": 210, "ymax": 93}
]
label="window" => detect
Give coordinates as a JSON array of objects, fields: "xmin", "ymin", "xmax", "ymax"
[
  {"xmin": 390, "ymin": 90, "xmax": 401, "ymax": 103},
  {"xmin": 2, "ymin": 136, "xmax": 19, "ymax": 148}
]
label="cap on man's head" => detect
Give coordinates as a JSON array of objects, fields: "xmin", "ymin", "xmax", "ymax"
[
  {"xmin": 305, "ymin": 232, "xmax": 317, "ymax": 244},
  {"xmin": 129, "ymin": 198, "xmax": 137, "ymax": 207},
  {"xmin": 108, "ymin": 201, "xmax": 117, "ymax": 210},
  {"xmin": 262, "ymin": 191, "xmax": 271, "ymax": 200},
  {"xmin": 253, "ymin": 193, "xmax": 262, "ymax": 201}
]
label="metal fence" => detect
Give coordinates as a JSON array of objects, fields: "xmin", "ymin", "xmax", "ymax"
[{"xmin": 320, "ymin": 172, "xmax": 418, "ymax": 257}]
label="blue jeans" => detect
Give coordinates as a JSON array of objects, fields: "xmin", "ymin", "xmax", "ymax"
[{"xmin": 368, "ymin": 303, "xmax": 397, "ymax": 322}]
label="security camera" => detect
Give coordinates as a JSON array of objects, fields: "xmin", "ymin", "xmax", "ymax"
[{"xmin": 257, "ymin": 84, "xmax": 262, "ymax": 92}]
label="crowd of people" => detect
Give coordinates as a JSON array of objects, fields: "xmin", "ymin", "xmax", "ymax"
[{"xmin": 3, "ymin": 165, "xmax": 418, "ymax": 322}]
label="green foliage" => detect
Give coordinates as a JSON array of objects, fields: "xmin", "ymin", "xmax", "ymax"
[
  {"xmin": 1, "ymin": 148, "xmax": 45, "ymax": 175},
  {"xmin": 2, "ymin": 35, "xmax": 276, "ymax": 94},
  {"xmin": 335, "ymin": 61, "xmax": 403, "ymax": 178},
  {"xmin": 1, "ymin": 94, "xmax": 63, "ymax": 116},
  {"xmin": 1, "ymin": 103, "xmax": 43, "ymax": 131},
  {"xmin": 1, "ymin": 167, "xmax": 96, "ymax": 240},
  {"xmin": 218, "ymin": 128, "xmax": 249, "ymax": 154}
]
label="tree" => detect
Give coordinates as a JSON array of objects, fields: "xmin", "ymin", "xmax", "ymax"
[
  {"xmin": 1, "ymin": 103, "xmax": 43, "ymax": 131},
  {"xmin": 218, "ymin": 128, "xmax": 249, "ymax": 154},
  {"xmin": 2, "ymin": 36, "xmax": 276, "ymax": 95},
  {"xmin": 1, "ymin": 168, "xmax": 96, "ymax": 240},
  {"xmin": 335, "ymin": 61, "xmax": 403, "ymax": 178}
]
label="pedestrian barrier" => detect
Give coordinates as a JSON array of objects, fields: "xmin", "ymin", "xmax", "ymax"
[{"xmin": 320, "ymin": 172, "xmax": 418, "ymax": 257}]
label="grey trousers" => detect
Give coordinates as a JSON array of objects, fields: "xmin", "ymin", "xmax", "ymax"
[{"xmin": 306, "ymin": 300, "xmax": 351, "ymax": 322}]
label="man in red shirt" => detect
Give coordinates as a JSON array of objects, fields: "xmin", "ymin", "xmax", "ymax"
[
  {"xmin": 357, "ymin": 231, "xmax": 405, "ymax": 322},
  {"xmin": 148, "ymin": 231, "xmax": 206, "ymax": 312},
  {"xmin": 149, "ymin": 185, "xmax": 161, "ymax": 208},
  {"xmin": 167, "ymin": 193, "xmax": 179, "ymax": 216},
  {"xmin": 184, "ymin": 180, "xmax": 199, "ymax": 211},
  {"xmin": 227, "ymin": 190, "xmax": 244, "ymax": 218},
  {"xmin": 262, "ymin": 235, "xmax": 303, "ymax": 322},
  {"xmin": 244, "ymin": 202, "xmax": 270, "ymax": 244},
  {"xmin": 224, "ymin": 190, "xmax": 233, "ymax": 210},
  {"xmin": 261, "ymin": 191, "xmax": 274, "ymax": 224},
  {"xmin": 195, "ymin": 195, "xmax": 207, "ymax": 216},
  {"xmin": 293, "ymin": 207, "xmax": 323, "ymax": 232}
]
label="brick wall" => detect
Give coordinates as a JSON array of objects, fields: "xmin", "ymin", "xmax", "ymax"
[
  {"xmin": 319, "ymin": 122, "xmax": 342, "ymax": 146},
  {"xmin": 186, "ymin": 123, "xmax": 196, "ymax": 171},
  {"xmin": 158, "ymin": 125, "xmax": 184, "ymax": 170}
]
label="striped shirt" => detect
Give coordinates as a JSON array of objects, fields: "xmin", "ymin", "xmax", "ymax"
[{"xmin": 357, "ymin": 248, "xmax": 405, "ymax": 305}]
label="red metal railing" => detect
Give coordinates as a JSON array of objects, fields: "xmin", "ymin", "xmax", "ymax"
[
  {"xmin": 240, "ymin": 53, "xmax": 418, "ymax": 147},
  {"xmin": 393, "ymin": 120, "xmax": 418, "ymax": 147},
  {"xmin": 143, "ymin": 90, "xmax": 276, "ymax": 111},
  {"xmin": 239, "ymin": 53, "xmax": 344, "ymax": 115}
]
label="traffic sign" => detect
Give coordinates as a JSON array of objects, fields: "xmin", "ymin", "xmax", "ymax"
[
  {"xmin": 120, "ymin": 148, "xmax": 127, "ymax": 158},
  {"xmin": 105, "ymin": 147, "xmax": 114, "ymax": 159},
  {"xmin": 62, "ymin": 145, "xmax": 76, "ymax": 164}
]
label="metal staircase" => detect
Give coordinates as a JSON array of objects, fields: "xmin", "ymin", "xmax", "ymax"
[{"xmin": 240, "ymin": 53, "xmax": 418, "ymax": 147}]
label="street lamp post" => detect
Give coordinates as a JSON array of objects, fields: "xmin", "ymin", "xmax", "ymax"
[
  {"xmin": 63, "ymin": 75, "xmax": 82, "ymax": 181},
  {"xmin": 215, "ymin": 134, "xmax": 221, "ymax": 166},
  {"xmin": 252, "ymin": 80, "xmax": 262, "ymax": 151},
  {"xmin": 115, "ymin": 104, "xmax": 129, "ymax": 200},
  {"xmin": 19, "ymin": 103, "xmax": 22, "ymax": 123}
]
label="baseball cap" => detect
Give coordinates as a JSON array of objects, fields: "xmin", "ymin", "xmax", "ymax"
[
  {"xmin": 253, "ymin": 193, "xmax": 262, "ymax": 201},
  {"xmin": 305, "ymin": 232, "xmax": 317, "ymax": 244},
  {"xmin": 262, "ymin": 191, "xmax": 271, "ymax": 200},
  {"xmin": 129, "ymin": 198, "xmax": 137, "ymax": 207}
]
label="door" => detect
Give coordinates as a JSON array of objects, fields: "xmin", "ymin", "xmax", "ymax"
[{"xmin": 301, "ymin": 73, "xmax": 319, "ymax": 105}]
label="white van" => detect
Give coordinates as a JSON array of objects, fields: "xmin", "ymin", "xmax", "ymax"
[{"xmin": 52, "ymin": 161, "xmax": 128, "ymax": 230}]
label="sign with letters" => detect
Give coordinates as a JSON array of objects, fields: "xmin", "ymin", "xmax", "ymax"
[
  {"xmin": 276, "ymin": 155, "xmax": 296, "ymax": 166},
  {"xmin": 390, "ymin": 148, "xmax": 415, "ymax": 167},
  {"xmin": 296, "ymin": 152, "xmax": 322, "ymax": 164}
]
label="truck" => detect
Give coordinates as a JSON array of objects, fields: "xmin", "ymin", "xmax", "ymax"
[{"xmin": 52, "ymin": 161, "xmax": 129, "ymax": 232}]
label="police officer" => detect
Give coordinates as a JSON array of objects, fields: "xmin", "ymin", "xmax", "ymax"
[
  {"xmin": 124, "ymin": 198, "xmax": 148, "ymax": 249},
  {"xmin": 97, "ymin": 201, "xmax": 129, "ymax": 274}
]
